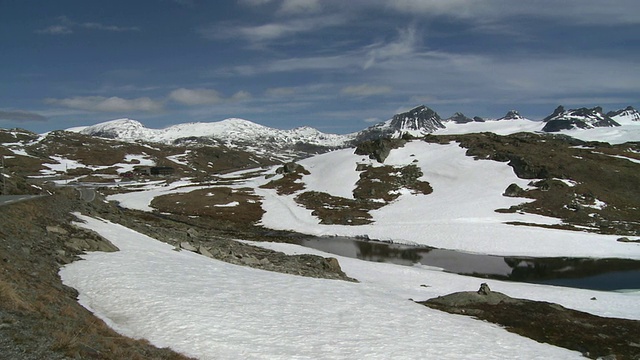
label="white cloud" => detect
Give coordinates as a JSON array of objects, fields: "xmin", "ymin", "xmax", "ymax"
[
  {"xmin": 279, "ymin": 0, "xmax": 321, "ymax": 14},
  {"xmin": 169, "ymin": 88, "xmax": 251, "ymax": 105},
  {"xmin": 341, "ymin": 84, "xmax": 392, "ymax": 97},
  {"xmin": 231, "ymin": 90, "xmax": 252, "ymax": 101},
  {"xmin": 383, "ymin": 0, "xmax": 640, "ymax": 25},
  {"xmin": 237, "ymin": 0, "xmax": 273, "ymax": 6},
  {"xmin": 364, "ymin": 26, "xmax": 420, "ymax": 69},
  {"xmin": 36, "ymin": 17, "xmax": 139, "ymax": 35},
  {"xmin": 201, "ymin": 14, "xmax": 345, "ymax": 42},
  {"xmin": 35, "ymin": 25, "xmax": 72, "ymax": 35},
  {"xmin": 169, "ymin": 88, "xmax": 224, "ymax": 105},
  {"xmin": 45, "ymin": 96, "xmax": 163, "ymax": 112}
]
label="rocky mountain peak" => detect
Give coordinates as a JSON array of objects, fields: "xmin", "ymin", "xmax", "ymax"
[
  {"xmin": 446, "ymin": 112, "xmax": 474, "ymax": 124},
  {"xmin": 389, "ymin": 105, "xmax": 445, "ymax": 133},
  {"xmin": 498, "ymin": 110, "xmax": 524, "ymax": 121},
  {"xmin": 541, "ymin": 106, "xmax": 620, "ymax": 132}
]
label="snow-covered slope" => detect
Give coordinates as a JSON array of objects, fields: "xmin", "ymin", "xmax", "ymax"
[
  {"xmin": 608, "ymin": 106, "xmax": 640, "ymax": 125},
  {"xmin": 61, "ymin": 214, "xmax": 639, "ymax": 360},
  {"xmin": 250, "ymin": 141, "xmax": 640, "ymax": 258}
]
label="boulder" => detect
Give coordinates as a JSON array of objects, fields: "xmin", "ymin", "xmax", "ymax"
[
  {"xmin": 477, "ymin": 282, "xmax": 491, "ymax": 295},
  {"xmin": 503, "ymin": 183, "xmax": 526, "ymax": 197},
  {"xmin": 180, "ymin": 242, "xmax": 198, "ymax": 252}
]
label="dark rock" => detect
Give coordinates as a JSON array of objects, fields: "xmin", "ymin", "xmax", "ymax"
[
  {"xmin": 507, "ymin": 156, "xmax": 549, "ymax": 179},
  {"xmin": 354, "ymin": 138, "xmax": 399, "ymax": 163},
  {"xmin": 276, "ymin": 162, "xmax": 302, "ymax": 174},
  {"xmin": 477, "ymin": 282, "xmax": 491, "ymax": 295},
  {"xmin": 180, "ymin": 242, "xmax": 197, "ymax": 252},
  {"xmin": 503, "ymin": 183, "xmax": 526, "ymax": 197}
]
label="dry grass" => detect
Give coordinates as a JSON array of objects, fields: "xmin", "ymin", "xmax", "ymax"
[{"xmin": 0, "ymin": 279, "xmax": 32, "ymax": 312}]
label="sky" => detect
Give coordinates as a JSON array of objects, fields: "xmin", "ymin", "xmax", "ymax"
[{"xmin": 1, "ymin": 0, "xmax": 639, "ymax": 134}]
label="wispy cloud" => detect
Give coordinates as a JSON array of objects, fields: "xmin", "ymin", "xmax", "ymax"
[
  {"xmin": 169, "ymin": 88, "xmax": 251, "ymax": 105},
  {"xmin": 35, "ymin": 25, "xmax": 73, "ymax": 35},
  {"xmin": 383, "ymin": 0, "xmax": 640, "ymax": 25},
  {"xmin": 80, "ymin": 22, "xmax": 140, "ymax": 32},
  {"xmin": 45, "ymin": 96, "xmax": 162, "ymax": 112},
  {"xmin": 364, "ymin": 26, "xmax": 420, "ymax": 69},
  {"xmin": 341, "ymin": 84, "xmax": 392, "ymax": 97},
  {"xmin": 278, "ymin": 0, "xmax": 322, "ymax": 14},
  {"xmin": 35, "ymin": 16, "xmax": 139, "ymax": 35},
  {"xmin": 201, "ymin": 14, "xmax": 344, "ymax": 42},
  {"xmin": 0, "ymin": 110, "xmax": 47, "ymax": 122}
]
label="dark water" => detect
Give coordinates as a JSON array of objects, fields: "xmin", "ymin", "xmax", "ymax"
[{"xmin": 296, "ymin": 237, "xmax": 640, "ymax": 291}]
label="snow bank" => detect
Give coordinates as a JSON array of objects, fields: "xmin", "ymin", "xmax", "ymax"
[{"xmin": 61, "ymin": 215, "xmax": 588, "ymax": 359}]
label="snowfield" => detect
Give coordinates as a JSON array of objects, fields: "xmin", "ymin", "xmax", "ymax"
[
  {"xmin": 252, "ymin": 141, "xmax": 640, "ymax": 259},
  {"xmin": 106, "ymin": 140, "xmax": 640, "ymax": 259},
  {"xmin": 62, "ymin": 214, "xmax": 639, "ymax": 360}
]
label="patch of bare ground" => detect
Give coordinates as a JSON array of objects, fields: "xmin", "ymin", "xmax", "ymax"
[
  {"xmin": 151, "ymin": 186, "xmax": 265, "ymax": 225},
  {"xmin": 258, "ymin": 162, "xmax": 310, "ymax": 195},
  {"xmin": 295, "ymin": 162, "xmax": 432, "ymax": 225},
  {"xmin": 420, "ymin": 288, "xmax": 640, "ymax": 359},
  {"xmin": 425, "ymin": 133, "xmax": 640, "ymax": 236},
  {"xmin": 0, "ymin": 188, "xmax": 194, "ymax": 359}
]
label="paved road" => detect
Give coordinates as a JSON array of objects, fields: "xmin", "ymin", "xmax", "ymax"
[{"xmin": 0, "ymin": 195, "xmax": 46, "ymax": 207}]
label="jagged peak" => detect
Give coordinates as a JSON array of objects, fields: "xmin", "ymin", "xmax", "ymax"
[
  {"xmin": 498, "ymin": 110, "xmax": 524, "ymax": 121},
  {"xmin": 445, "ymin": 112, "xmax": 473, "ymax": 124}
]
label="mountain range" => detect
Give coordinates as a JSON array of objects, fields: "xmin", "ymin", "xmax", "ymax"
[{"xmin": 67, "ymin": 104, "xmax": 640, "ymax": 160}]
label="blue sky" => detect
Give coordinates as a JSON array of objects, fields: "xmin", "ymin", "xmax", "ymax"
[{"xmin": 1, "ymin": 0, "xmax": 639, "ymax": 134}]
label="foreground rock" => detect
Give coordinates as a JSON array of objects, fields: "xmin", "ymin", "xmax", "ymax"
[{"xmin": 419, "ymin": 284, "xmax": 640, "ymax": 359}]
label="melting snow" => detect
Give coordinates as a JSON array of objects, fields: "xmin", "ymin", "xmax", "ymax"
[{"xmin": 61, "ymin": 214, "xmax": 630, "ymax": 360}]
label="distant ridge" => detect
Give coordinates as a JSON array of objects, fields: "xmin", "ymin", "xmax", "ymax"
[{"xmin": 541, "ymin": 106, "xmax": 620, "ymax": 132}]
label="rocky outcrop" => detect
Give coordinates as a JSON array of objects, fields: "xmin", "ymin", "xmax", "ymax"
[
  {"xmin": 173, "ymin": 239, "xmax": 355, "ymax": 281},
  {"xmin": 354, "ymin": 138, "xmax": 406, "ymax": 163},
  {"xmin": 503, "ymin": 183, "xmax": 526, "ymax": 197},
  {"xmin": 419, "ymin": 284, "xmax": 640, "ymax": 359}
]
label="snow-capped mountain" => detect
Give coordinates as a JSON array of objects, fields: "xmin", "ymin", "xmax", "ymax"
[
  {"xmin": 497, "ymin": 110, "xmax": 526, "ymax": 121},
  {"xmin": 70, "ymin": 117, "xmax": 355, "ymax": 160},
  {"xmin": 608, "ymin": 106, "xmax": 640, "ymax": 125},
  {"xmin": 356, "ymin": 105, "xmax": 445, "ymax": 141},
  {"xmin": 66, "ymin": 104, "xmax": 640, "ymax": 161},
  {"xmin": 541, "ymin": 106, "xmax": 620, "ymax": 132}
]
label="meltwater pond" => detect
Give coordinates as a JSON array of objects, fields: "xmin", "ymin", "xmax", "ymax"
[{"xmin": 295, "ymin": 237, "xmax": 640, "ymax": 291}]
